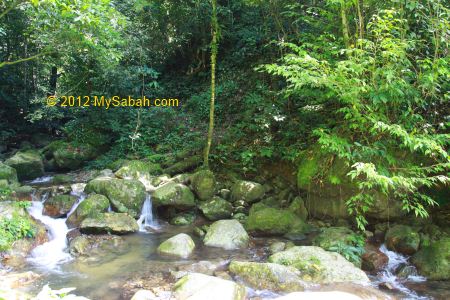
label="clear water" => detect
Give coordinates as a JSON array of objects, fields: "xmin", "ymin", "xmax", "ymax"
[
  {"xmin": 10, "ymin": 178, "xmax": 450, "ymax": 300},
  {"xmin": 137, "ymin": 194, "xmax": 160, "ymax": 232},
  {"xmin": 27, "ymin": 195, "xmax": 73, "ymax": 270}
]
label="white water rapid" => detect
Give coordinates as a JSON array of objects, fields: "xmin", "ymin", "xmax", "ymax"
[
  {"xmin": 137, "ymin": 194, "xmax": 159, "ymax": 232},
  {"xmin": 376, "ymin": 244, "xmax": 428, "ymax": 299},
  {"xmin": 27, "ymin": 184, "xmax": 86, "ymax": 270}
]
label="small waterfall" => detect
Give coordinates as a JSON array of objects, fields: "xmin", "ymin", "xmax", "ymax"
[
  {"xmin": 27, "ymin": 192, "xmax": 72, "ymax": 270},
  {"xmin": 27, "ymin": 185, "xmax": 86, "ymax": 270},
  {"xmin": 376, "ymin": 244, "xmax": 428, "ymax": 299},
  {"xmin": 29, "ymin": 175, "xmax": 54, "ymax": 184},
  {"xmin": 137, "ymin": 194, "xmax": 159, "ymax": 231}
]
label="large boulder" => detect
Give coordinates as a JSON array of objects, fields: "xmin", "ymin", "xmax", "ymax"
[
  {"xmin": 288, "ymin": 197, "xmax": 308, "ymax": 220},
  {"xmin": 80, "ymin": 212, "xmax": 139, "ymax": 234},
  {"xmin": 152, "ymin": 182, "xmax": 195, "ymax": 210},
  {"xmin": 268, "ymin": 246, "xmax": 370, "ymax": 284},
  {"xmin": 246, "ymin": 204, "xmax": 310, "ymax": 236},
  {"xmin": 157, "ymin": 233, "xmax": 195, "ymax": 259},
  {"xmin": 173, "ymin": 273, "xmax": 246, "ymax": 300},
  {"xmin": 43, "ymin": 194, "xmax": 78, "ymax": 218},
  {"xmin": 190, "ymin": 170, "xmax": 216, "ymax": 201},
  {"xmin": 312, "ymin": 227, "xmax": 364, "ymax": 266},
  {"xmin": 115, "ymin": 160, "xmax": 161, "ymax": 190},
  {"xmin": 199, "ymin": 197, "xmax": 233, "ymax": 221},
  {"xmin": 115, "ymin": 160, "xmax": 161, "ymax": 179},
  {"xmin": 0, "ymin": 162, "xmax": 18, "ymax": 183},
  {"xmin": 204, "ymin": 220, "xmax": 249, "ymax": 250},
  {"xmin": 84, "ymin": 177, "xmax": 146, "ymax": 218},
  {"xmin": 230, "ymin": 180, "xmax": 265, "ymax": 203},
  {"xmin": 385, "ymin": 225, "xmax": 420, "ymax": 255},
  {"xmin": 412, "ymin": 237, "xmax": 450, "ymax": 280},
  {"xmin": 229, "ymin": 261, "xmax": 307, "ymax": 292},
  {"xmin": 4, "ymin": 150, "xmax": 44, "ymax": 180},
  {"xmin": 68, "ymin": 234, "xmax": 128, "ymax": 260},
  {"xmin": 47, "ymin": 141, "xmax": 99, "ymax": 170},
  {"xmin": 297, "ymin": 149, "xmax": 405, "ymax": 221},
  {"xmin": 66, "ymin": 194, "xmax": 110, "ymax": 227}
]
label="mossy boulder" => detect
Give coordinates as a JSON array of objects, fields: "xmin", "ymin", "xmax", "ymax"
[
  {"xmin": 229, "ymin": 261, "xmax": 307, "ymax": 292},
  {"xmin": 268, "ymin": 246, "xmax": 370, "ymax": 284},
  {"xmin": 84, "ymin": 177, "xmax": 146, "ymax": 218},
  {"xmin": 157, "ymin": 233, "xmax": 195, "ymax": 258},
  {"xmin": 43, "ymin": 194, "xmax": 78, "ymax": 218},
  {"xmin": 52, "ymin": 174, "xmax": 72, "ymax": 184},
  {"xmin": 4, "ymin": 150, "xmax": 44, "ymax": 181},
  {"xmin": 312, "ymin": 227, "xmax": 364, "ymax": 266},
  {"xmin": 190, "ymin": 170, "xmax": 216, "ymax": 201},
  {"xmin": 385, "ymin": 225, "xmax": 420, "ymax": 255},
  {"xmin": 199, "ymin": 196, "xmax": 233, "ymax": 221},
  {"xmin": 173, "ymin": 273, "xmax": 246, "ymax": 300},
  {"xmin": 66, "ymin": 194, "xmax": 110, "ymax": 227},
  {"xmin": 115, "ymin": 160, "xmax": 162, "ymax": 189},
  {"xmin": 297, "ymin": 149, "xmax": 404, "ymax": 221},
  {"xmin": 80, "ymin": 212, "xmax": 139, "ymax": 234},
  {"xmin": 170, "ymin": 212, "xmax": 196, "ymax": 226},
  {"xmin": 312, "ymin": 227, "xmax": 359, "ymax": 250},
  {"xmin": 152, "ymin": 182, "xmax": 195, "ymax": 209},
  {"xmin": 288, "ymin": 197, "xmax": 308, "ymax": 220},
  {"xmin": 68, "ymin": 234, "xmax": 127, "ymax": 258},
  {"xmin": 204, "ymin": 219, "xmax": 249, "ymax": 250},
  {"xmin": 230, "ymin": 180, "xmax": 265, "ymax": 203},
  {"xmin": 49, "ymin": 141, "xmax": 99, "ymax": 170},
  {"xmin": 246, "ymin": 204, "xmax": 310, "ymax": 236},
  {"xmin": 412, "ymin": 237, "xmax": 450, "ymax": 280},
  {"xmin": 0, "ymin": 162, "xmax": 18, "ymax": 183}
]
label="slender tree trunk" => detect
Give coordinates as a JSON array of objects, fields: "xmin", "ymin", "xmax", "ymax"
[
  {"xmin": 340, "ymin": 2, "xmax": 350, "ymax": 48},
  {"xmin": 47, "ymin": 66, "xmax": 57, "ymax": 96},
  {"xmin": 203, "ymin": 0, "xmax": 219, "ymax": 169},
  {"xmin": 356, "ymin": 0, "xmax": 364, "ymax": 40}
]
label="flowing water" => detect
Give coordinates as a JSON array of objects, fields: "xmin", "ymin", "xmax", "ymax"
[
  {"xmin": 27, "ymin": 192, "xmax": 73, "ymax": 270},
  {"xmin": 7, "ymin": 178, "xmax": 449, "ymax": 300},
  {"xmin": 137, "ymin": 194, "xmax": 160, "ymax": 232},
  {"xmin": 372, "ymin": 245, "xmax": 429, "ymax": 299}
]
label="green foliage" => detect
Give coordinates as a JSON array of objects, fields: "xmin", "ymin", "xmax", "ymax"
[
  {"xmin": 262, "ymin": 6, "xmax": 449, "ymax": 229},
  {"xmin": 328, "ymin": 234, "xmax": 365, "ymax": 266},
  {"xmin": 0, "ymin": 211, "xmax": 35, "ymax": 251}
]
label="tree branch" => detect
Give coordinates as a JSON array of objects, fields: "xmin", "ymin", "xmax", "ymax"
[
  {"xmin": 0, "ymin": 52, "xmax": 51, "ymax": 68},
  {"xmin": 0, "ymin": 0, "xmax": 26, "ymax": 20}
]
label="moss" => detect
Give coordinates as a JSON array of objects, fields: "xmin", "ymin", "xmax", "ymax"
[
  {"xmin": 191, "ymin": 170, "xmax": 216, "ymax": 201},
  {"xmin": 0, "ymin": 162, "xmax": 18, "ymax": 183},
  {"xmin": 412, "ymin": 237, "xmax": 450, "ymax": 280},
  {"xmin": 4, "ymin": 150, "xmax": 44, "ymax": 180},
  {"xmin": 246, "ymin": 206, "xmax": 300, "ymax": 235},
  {"xmin": 296, "ymin": 151, "xmax": 320, "ymax": 189}
]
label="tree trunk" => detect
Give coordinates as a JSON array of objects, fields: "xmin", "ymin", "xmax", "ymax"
[
  {"xmin": 47, "ymin": 66, "xmax": 57, "ymax": 96},
  {"xmin": 340, "ymin": 2, "xmax": 350, "ymax": 48},
  {"xmin": 203, "ymin": 0, "xmax": 219, "ymax": 169}
]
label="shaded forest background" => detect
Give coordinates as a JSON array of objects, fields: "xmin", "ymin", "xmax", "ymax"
[{"xmin": 0, "ymin": 0, "xmax": 449, "ymax": 228}]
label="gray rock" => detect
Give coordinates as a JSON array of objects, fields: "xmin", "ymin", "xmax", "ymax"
[
  {"xmin": 157, "ymin": 233, "xmax": 195, "ymax": 259},
  {"xmin": 204, "ymin": 220, "xmax": 249, "ymax": 250}
]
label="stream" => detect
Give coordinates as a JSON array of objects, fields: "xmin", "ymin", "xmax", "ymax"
[{"xmin": 7, "ymin": 176, "xmax": 450, "ymax": 300}]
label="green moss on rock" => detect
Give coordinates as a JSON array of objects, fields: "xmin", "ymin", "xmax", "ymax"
[
  {"xmin": 5, "ymin": 150, "xmax": 44, "ymax": 181},
  {"xmin": 412, "ymin": 237, "xmax": 450, "ymax": 280},
  {"xmin": 190, "ymin": 170, "xmax": 216, "ymax": 201},
  {"xmin": 199, "ymin": 196, "xmax": 233, "ymax": 221},
  {"xmin": 66, "ymin": 194, "xmax": 110, "ymax": 227},
  {"xmin": 385, "ymin": 225, "xmax": 420, "ymax": 255}
]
